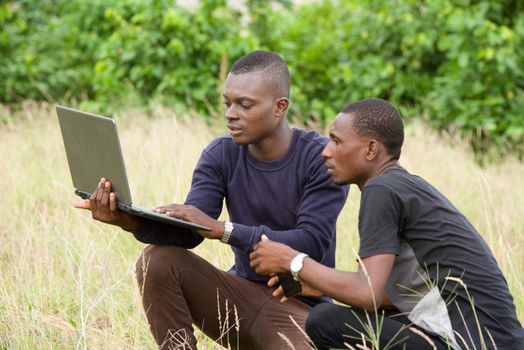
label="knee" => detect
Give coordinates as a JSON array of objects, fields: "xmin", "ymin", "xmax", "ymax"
[
  {"xmin": 305, "ymin": 303, "xmax": 340, "ymax": 349},
  {"xmin": 305, "ymin": 303, "xmax": 333, "ymax": 335},
  {"xmin": 135, "ymin": 245, "xmax": 192, "ymax": 288}
]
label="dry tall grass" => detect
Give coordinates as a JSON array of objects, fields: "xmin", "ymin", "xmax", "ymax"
[{"xmin": 0, "ymin": 103, "xmax": 522, "ymax": 349}]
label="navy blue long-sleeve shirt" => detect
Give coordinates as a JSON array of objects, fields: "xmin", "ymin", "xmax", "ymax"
[{"xmin": 133, "ymin": 128, "xmax": 348, "ymax": 284}]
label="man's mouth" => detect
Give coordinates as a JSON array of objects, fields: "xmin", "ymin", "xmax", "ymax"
[{"xmin": 228, "ymin": 125, "xmax": 242, "ymax": 137}]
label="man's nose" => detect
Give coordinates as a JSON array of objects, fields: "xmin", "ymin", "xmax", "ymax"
[
  {"xmin": 321, "ymin": 143, "xmax": 332, "ymax": 159},
  {"xmin": 225, "ymin": 105, "xmax": 239, "ymax": 120}
]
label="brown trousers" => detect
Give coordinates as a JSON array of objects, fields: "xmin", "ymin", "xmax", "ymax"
[{"xmin": 136, "ymin": 245, "xmax": 312, "ymax": 349}]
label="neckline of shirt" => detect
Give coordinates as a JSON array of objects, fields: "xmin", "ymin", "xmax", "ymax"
[{"xmin": 244, "ymin": 128, "xmax": 301, "ymax": 171}]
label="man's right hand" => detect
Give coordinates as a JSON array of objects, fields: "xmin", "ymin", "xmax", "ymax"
[{"xmin": 73, "ymin": 177, "xmax": 139, "ymax": 231}]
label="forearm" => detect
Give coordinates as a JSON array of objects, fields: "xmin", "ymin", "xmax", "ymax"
[
  {"xmin": 117, "ymin": 212, "xmax": 141, "ymax": 232},
  {"xmin": 227, "ymin": 224, "xmax": 331, "ymax": 260},
  {"xmin": 218, "ymin": 217, "xmax": 331, "ymax": 270},
  {"xmin": 298, "ymin": 258, "xmax": 382, "ymax": 310}
]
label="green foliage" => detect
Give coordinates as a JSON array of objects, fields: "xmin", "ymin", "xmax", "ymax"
[
  {"xmin": 0, "ymin": 0, "xmax": 523, "ymax": 156},
  {"xmin": 89, "ymin": 0, "xmax": 258, "ymax": 114},
  {"xmin": 0, "ymin": 0, "xmax": 258, "ymax": 115},
  {"xmin": 260, "ymin": 0, "xmax": 524, "ymax": 156}
]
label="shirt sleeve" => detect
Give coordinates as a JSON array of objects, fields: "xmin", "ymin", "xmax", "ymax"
[
  {"xmin": 228, "ymin": 154, "xmax": 349, "ymax": 263},
  {"xmin": 358, "ymin": 185, "xmax": 401, "ymax": 258}
]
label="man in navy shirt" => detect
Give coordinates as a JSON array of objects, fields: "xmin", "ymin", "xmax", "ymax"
[
  {"xmin": 74, "ymin": 50, "xmax": 348, "ymax": 349},
  {"xmin": 250, "ymin": 98, "xmax": 524, "ymax": 349}
]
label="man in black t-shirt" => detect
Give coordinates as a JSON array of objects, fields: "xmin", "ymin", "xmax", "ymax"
[{"xmin": 250, "ymin": 98, "xmax": 524, "ymax": 349}]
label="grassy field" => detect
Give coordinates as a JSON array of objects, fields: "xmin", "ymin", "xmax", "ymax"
[{"xmin": 0, "ymin": 102, "xmax": 522, "ymax": 349}]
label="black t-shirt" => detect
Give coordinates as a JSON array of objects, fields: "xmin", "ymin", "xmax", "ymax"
[{"xmin": 359, "ymin": 167, "xmax": 523, "ymax": 349}]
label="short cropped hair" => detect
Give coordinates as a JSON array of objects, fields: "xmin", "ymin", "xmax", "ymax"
[
  {"xmin": 342, "ymin": 98, "xmax": 404, "ymax": 159},
  {"xmin": 230, "ymin": 50, "xmax": 290, "ymax": 98}
]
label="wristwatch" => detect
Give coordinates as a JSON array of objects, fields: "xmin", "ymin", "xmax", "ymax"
[
  {"xmin": 221, "ymin": 221, "xmax": 234, "ymax": 244},
  {"xmin": 290, "ymin": 253, "xmax": 308, "ymax": 281}
]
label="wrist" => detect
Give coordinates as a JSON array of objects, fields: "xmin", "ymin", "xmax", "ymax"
[{"xmin": 120, "ymin": 213, "xmax": 140, "ymax": 232}]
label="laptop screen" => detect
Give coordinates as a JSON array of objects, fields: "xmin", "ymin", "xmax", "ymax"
[{"xmin": 56, "ymin": 106, "xmax": 133, "ymax": 205}]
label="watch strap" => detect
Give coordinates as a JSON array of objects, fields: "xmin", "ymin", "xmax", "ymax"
[{"xmin": 221, "ymin": 221, "xmax": 234, "ymax": 244}]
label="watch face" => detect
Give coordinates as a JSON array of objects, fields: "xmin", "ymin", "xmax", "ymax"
[
  {"xmin": 290, "ymin": 260, "xmax": 298, "ymax": 272},
  {"xmin": 291, "ymin": 254, "xmax": 305, "ymax": 274}
]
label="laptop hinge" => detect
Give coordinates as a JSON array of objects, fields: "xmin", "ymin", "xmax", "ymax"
[{"xmin": 74, "ymin": 189, "xmax": 91, "ymax": 200}]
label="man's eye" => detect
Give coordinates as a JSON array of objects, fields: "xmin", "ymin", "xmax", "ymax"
[
  {"xmin": 223, "ymin": 101, "xmax": 231, "ymax": 107},
  {"xmin": 241, "ymin": 104, "xmax": 252, "ymax": 109}
]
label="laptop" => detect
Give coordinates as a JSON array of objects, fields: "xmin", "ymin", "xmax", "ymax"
[{"xmin": 56, "ymin": 105, "xmax": 211, "ymax": 231}]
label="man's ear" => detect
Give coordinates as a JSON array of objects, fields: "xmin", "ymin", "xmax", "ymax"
[
  {"xmin": 366, "ymin": 139, "xmax": 380, "ymax": 160},
  {"xmin": 275, "ymin": 97, "xmax": 290, "ymax": 117}
]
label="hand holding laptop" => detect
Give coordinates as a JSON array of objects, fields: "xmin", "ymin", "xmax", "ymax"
[
  {"xmin": 56, "ymin": 105, "xmax": 211, "ymax": 232},
  {"xmin": 74, "ymin": 177, "xmax": 223, "ymax": 238},
  {"xmin": 74, "ymin": 177, "xmax": 140, "ymax": 232}
]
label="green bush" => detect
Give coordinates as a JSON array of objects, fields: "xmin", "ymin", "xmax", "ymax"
[
  {"xmin": 0, "ymin": 0, "xmax": 522, "ymax": 157},
  {"xmin": 261, "ymin": 0, "xmax": 524, "ymax": 156},
  {"xmin": 89, "ymin": 0, "xmax": 258, "ymax": 113},
  {"xmin": 0, "ymin": 0, "xmax": 258, "ymax": 114},
  {"xmin": 0, "ymin": 0, "xmax": 88, "ymax": 102}
]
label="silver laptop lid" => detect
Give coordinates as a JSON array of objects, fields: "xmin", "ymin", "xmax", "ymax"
[{"xmin": 56, "ymin": 105, "xmax": 133, "ymax": 205}]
